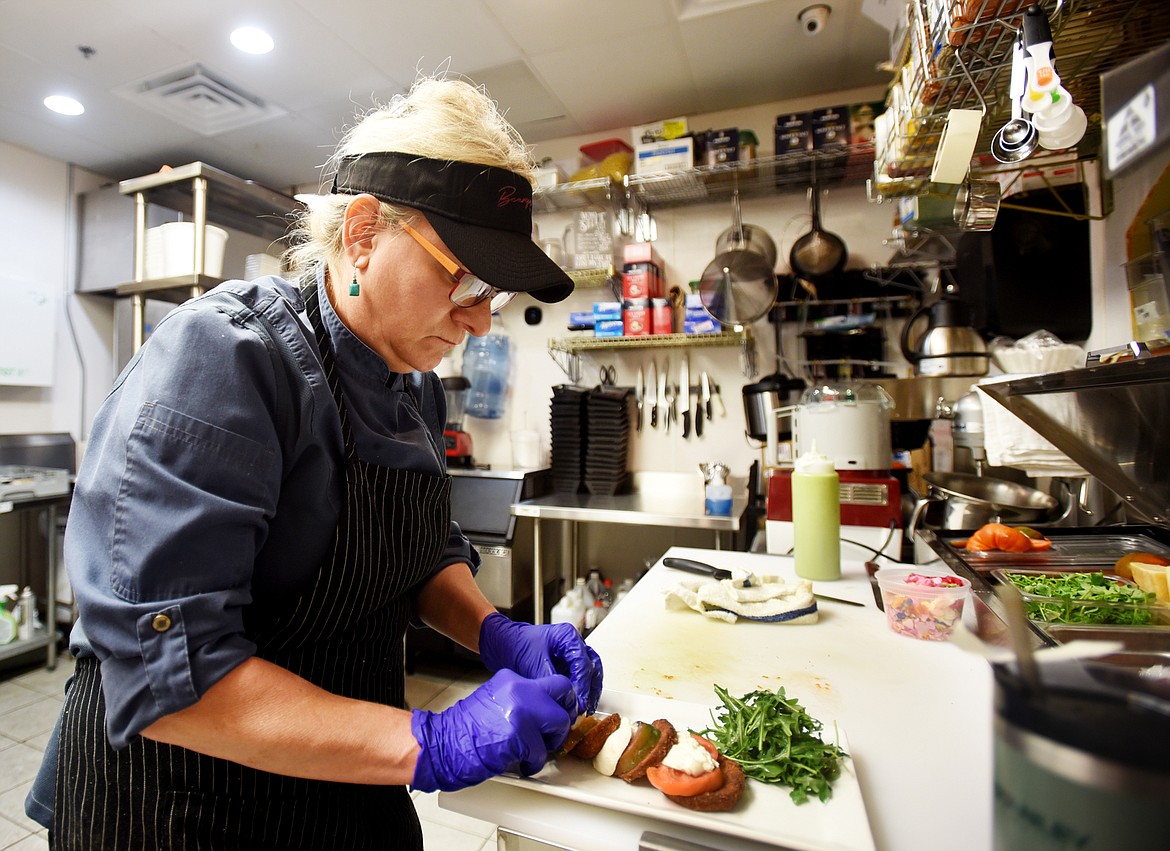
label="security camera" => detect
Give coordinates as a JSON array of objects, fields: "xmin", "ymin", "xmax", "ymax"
[{"xmin": 798, "ymin": 4, "xmax": 831, "ymax": 36}]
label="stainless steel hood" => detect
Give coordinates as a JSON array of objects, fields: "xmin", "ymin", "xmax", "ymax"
[{"xmin": 980, "ymin": 356, "xmax": 1170, "ymax": 526}]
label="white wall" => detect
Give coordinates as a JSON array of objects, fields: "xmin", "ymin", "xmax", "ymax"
[
  {"xmin": 4, "ymin": 87, "xmax": 1162, "ymax": 485},
  {"xmin": 0, "ymin": 141, "xmax": 114, "ymax": 454}
]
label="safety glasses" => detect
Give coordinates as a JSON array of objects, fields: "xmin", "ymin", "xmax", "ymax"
[{"xmin": 400, "ymin": 222, "xmax": 516, "ymax": 312}]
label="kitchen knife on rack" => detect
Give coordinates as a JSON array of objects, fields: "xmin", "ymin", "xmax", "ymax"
[
  {"xmin": 635, "ymin": 365, "xmax": 644, "ymax": 432},
  {"xmin": 700, "ymin": 372, "xmax": 712, "ymax": 426},
  {"xmin": 659, "ymin": 357, "xmax": 671, "ymax": 433},
  {"xmin": 649, "ymin": 360, "xmax": 659, "ymax": 429},
  {"xmin": 681, "ymin": 355, "xmax": 691, "ymax": 438}
]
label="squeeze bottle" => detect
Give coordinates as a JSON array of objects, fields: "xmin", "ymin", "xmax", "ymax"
[{"xmin": 792, "ymin": 443, "xmax": 841, "ymax": 581}]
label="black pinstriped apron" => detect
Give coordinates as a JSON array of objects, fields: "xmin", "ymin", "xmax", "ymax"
[{"xmin": 53, "ymin": 287, "xmax": 451, "ymax": 850}]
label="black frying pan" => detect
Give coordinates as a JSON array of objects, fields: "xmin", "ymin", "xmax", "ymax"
[{"xmin": 789, "ymin": 186, "xmax": 847, "ymax": 278}]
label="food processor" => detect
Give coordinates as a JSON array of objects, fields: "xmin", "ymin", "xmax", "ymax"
[{"xmin": 441, "ymin": 376, "xmax": 474, "ymax": 468}]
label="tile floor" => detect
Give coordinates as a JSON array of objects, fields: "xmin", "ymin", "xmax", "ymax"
[{"xmin": 0, "ymin": 653, "xmax": 497, "ymax": 851}]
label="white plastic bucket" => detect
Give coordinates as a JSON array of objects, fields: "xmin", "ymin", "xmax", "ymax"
[{"xmin": 145, "ymin": 222, "xmax": 228, "ymax": 279}]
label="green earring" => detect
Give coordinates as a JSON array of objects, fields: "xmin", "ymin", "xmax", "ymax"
[{"xmin": 349, "ymin": 271, "xmax": 360, "ymax": 297}]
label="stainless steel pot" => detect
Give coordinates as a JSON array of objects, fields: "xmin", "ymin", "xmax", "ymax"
[{"xmin": 907, "ymin": 471, "xmax": 1058, "ymax": 537}]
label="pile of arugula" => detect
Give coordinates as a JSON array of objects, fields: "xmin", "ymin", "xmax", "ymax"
[
  {"xmin": 698, "ymin": 685, "xmax": 847, "ymax": 805},
  {"xmin": 1004, "ymin": 570, "xmax": 1156, "ymax": 625}
]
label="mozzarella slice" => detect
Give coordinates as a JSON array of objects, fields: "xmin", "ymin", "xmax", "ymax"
[
  {"xmin": 593, "ymin": 717, "xmax": 635, "ymax": 776},
  {"xmin": 660, "ymin": 734, "xmax": 718, "ymax": 776}
]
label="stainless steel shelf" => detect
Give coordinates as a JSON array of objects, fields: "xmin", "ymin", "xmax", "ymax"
[
  {"xmin": 564, "ymin": 267, "xmax": 616, "ymax": 290},
  {"xmin": 548, "ymin": 331, "xmax": 744, "ymax": 354},
  {"xmin": 533, "ymin": 177, "xmax": 619, "ymax": 213},
  {"xmin": 119, "ymin": 162, "xmax": 299, "ymax": 241},
  {"xmin": 625, "ymin": 146, "xmax": 876, "ymax": 209},
  {"xmin": 0, "ymin": 626, "xmax": 52, "ymax": 663},
  {"xmin": 114, "ymin": 273, "xmax": 221, "ymax": 301}
]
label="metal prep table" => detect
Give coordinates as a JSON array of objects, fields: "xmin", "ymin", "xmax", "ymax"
[
  {"xmin": 1, "ymin": 466, "xmax": 72, "ymax": 670},
  {"xmin": 511, "ymin": 473, "xmax": 748, "ymax": 624}
]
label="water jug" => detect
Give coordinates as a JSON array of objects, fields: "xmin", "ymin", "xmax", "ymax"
[{"xmin": 463, "ymin": 333, "xmax": 510, "ymax": 419}]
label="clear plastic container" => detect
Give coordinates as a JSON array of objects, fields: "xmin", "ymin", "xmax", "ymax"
[
  {"xmin": 991, "ymin": 569, "xmax": 1170, "ymax": 627},
  {"xmin": 876, "ymin": 568, "xmax": 970, "ymax": 641},
  {"xmin": 1123, "ymin": 253, "xmax": 1170, "ymax": 343}
]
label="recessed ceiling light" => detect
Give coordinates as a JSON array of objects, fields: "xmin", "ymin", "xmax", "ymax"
[
  {"xmin": 230, "ymin": 26, "xmax": 274, "ymax": 55},
  {"xmin": 44, "ymin": 95, "xmax": 84, "ymax": 116}
]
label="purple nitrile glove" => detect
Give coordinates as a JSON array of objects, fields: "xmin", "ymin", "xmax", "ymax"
[
  {"xmin": 410, "ymin": 669, "xmax": 574, "ymax": 793},
  {"xmin": 478, "ymin": 612, "xmax": 604, "ymax": 716}
]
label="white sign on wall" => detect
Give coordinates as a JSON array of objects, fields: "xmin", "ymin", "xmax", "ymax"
[{"xmin": 0, "ymin": 276, "xmax": 56, "ymax": 386}]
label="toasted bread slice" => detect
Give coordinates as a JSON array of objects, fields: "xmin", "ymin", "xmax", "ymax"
[
  {"xmin": 557, "ymin": 715, "xmax": 598, "ymax": 757},
  {"xmin": 573, "ymin": 713, "xmax": 621, "ymax": 759},
  {"xmin": 616, "ymin": 719, "xmax": 677, "ymax": 783},
  {"xmin": 665, "ymin": 755, "xmax": 746, "ymax": 812}
]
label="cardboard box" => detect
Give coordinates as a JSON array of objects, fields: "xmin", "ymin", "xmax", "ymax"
[
  {"xmin": 622, "ymin": 241, "xmax": 664, "ymax": 268},
  {"xmin": 775, "ymin": 112, "xmax": 813, "ymax": 156},
  {"xmin": 634, "ymin": 137, "xmax": 695, "ymax": 175},
  {"xmin": 631, "ymin": 116, "xmax": 689, "ymax": 145},
  {"xmin": 704, "ymin": 128, "xmax": 739, "ymax": 166}
]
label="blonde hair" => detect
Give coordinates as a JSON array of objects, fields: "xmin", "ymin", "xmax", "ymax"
[{"xmin": 285, "ymin": 77, "xmax": 536, "ymax": 280}]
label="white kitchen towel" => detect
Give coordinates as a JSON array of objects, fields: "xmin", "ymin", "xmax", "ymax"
[
  {"xmin": 663, "ymin": 575, "xmax": 818, "ymax": 624},
  {"xmin": 976, "ymin": 379, "xmax": 1086, "ymax": 478}
]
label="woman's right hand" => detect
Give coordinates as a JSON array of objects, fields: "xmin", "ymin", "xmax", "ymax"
[{"xmin": 409, "ymin": 669, "xmax": 575, "ymax": 792}]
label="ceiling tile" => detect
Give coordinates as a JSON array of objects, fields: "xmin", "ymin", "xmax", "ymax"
[
  {"xmin": 532, "ymin": 27, "xmax": 698, "ymax": 134},
  {"xmin": 483, "ymin": 0, "xmax": 674, "ymax": 52}
]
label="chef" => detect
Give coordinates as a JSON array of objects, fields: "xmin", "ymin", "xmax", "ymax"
[{"xmin": 27, "ymin": 76, "xmax": 602, "ymax": 850}]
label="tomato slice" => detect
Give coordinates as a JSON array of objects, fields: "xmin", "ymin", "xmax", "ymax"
[
  {"xmin": 646, "ymin": 763, "xmax": 724, "ymax": 797},
  {"xmin": 645, "ymin": 734, "xmax": 725, "ymax": 797}
]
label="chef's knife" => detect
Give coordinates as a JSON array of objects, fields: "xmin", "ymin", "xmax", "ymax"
[
  {"xmin": 712, "ymin": 382, "xmax": 726, "ymax": 417},
  {"xmin": 657, "ymin": 358, "xmax": 668, "ymax": 432},
  {"xmin": 700, "ymin": 371, "xmax": 712, "ymax": 422},
  {"xmin": 681, "ymin": 355, "xmax": 691, "ymax": 439},
  {"xmin": 649, "ymin": 360, "xmax": 659, "ymax": 429},
  {"xmin": 664, "ymin": 557, "xmax": 741, "ymax": 583},
  {"xmin": 635, "ymin": 365, "xmax": 644, "ymax": 432},
  {"xmin": 664, "ymin": 557, "xmax": 867, "ymax": 606}
]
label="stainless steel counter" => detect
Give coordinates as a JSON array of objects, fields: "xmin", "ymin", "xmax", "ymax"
[{"xmin": 511, "ymin": 474, "xmax": 748, "ymax": 623}]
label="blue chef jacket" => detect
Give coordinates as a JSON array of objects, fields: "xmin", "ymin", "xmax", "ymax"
[{"xmin": 65, "ymin": 270, "xmax": 480, "ymax": 748}]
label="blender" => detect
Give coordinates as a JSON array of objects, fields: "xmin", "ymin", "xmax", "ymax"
[{"xmin": 441, "ymin": 376, "xmax": 474, "ymax": 468}]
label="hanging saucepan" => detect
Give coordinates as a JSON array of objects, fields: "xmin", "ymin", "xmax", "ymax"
[
  {"xmin": 715, "ymin": 190, "xmax": 778, "ymax": 268},
  {"xmin": 698, "ymin": 191, "xmax": 778, "ymax": 328},
  {"xmin": 907, "ymin": 471, "xmax": 1059, "ymax": 539},
  {"xmin": 789, "ymin": 185, "xmax": 847, "ymax": 278}
]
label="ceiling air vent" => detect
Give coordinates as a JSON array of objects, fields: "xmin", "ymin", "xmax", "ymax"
[{"xmin": 116, "ymin": 62, "xmax": 285, "ymax": 136}]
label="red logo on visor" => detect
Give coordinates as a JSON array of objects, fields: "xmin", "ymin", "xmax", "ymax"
[{"xmin": 497, "ymin": 185, "xmax": 532, "ymax": 209}]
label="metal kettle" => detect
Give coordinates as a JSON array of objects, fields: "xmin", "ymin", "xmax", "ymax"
[{"xmin": 899, "ymin": 299, "xmax": 990, "ymax": 377}]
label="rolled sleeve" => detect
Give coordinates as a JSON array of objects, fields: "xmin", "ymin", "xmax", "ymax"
[
  {"xmin": 434, "ymin": 520, "xmax": 482, "ymax": 576},
  {"xmin": 68, "ymin": 299, "xmax": 290, "ymax": 747}
]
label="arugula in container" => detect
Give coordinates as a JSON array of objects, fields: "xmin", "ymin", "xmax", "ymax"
[
  {"xmin": 697, "ymin": 685, "xmax": 847, "ymax": 805},
  {"xmin": 1002, "ymin": 570, "xmax": 1157, "ymax": 626}
]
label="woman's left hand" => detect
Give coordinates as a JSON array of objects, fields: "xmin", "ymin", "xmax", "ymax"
[{"xmin": 478, "ymin": 613, "xmax": 603, "ymax": 716}]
